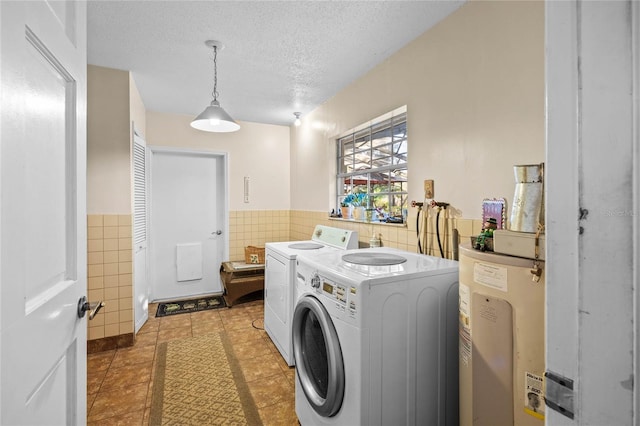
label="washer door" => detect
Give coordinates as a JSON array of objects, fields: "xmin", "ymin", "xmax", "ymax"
[{"xmin": 292, "ymin": 295, "xmax": 345, "ymax": 417}]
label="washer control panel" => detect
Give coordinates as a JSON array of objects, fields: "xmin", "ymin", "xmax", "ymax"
[
  {"xmin": 317, "ymin": 274, "xmax": 359, "ymax": 323},
  {"xmin": 296, "ymin": 261, "xmax": 360, "ymax": 325},
  {"xmin": 321, "ymin": 279, "xmax": 347, "ymax": 304}
]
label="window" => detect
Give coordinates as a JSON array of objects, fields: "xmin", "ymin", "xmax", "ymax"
[{"xmin": 336, "ymin": 110, "xmax": 407, "ymax": 223}]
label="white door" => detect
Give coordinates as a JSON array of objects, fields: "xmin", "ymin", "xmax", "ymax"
[
  {"xmin": 0, "ymin": 1, "xmax": 87, "ymax": 424},
  {"xmin": 149, "ymin": 148, "xmax": 227, "ymax": 301},
  {"xmin": 133, "ymin": 128, "xmax": 149, "ymax": 331}
]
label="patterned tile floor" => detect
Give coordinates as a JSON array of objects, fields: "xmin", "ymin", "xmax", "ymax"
[{"xmin": 87, "ymin": 297, "xmax": 299, "ymax": 425}]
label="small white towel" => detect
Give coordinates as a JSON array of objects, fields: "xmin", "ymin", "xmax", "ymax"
[{"xmin": 176, "ymin": 242, "xmax": 203, "ymax": 282}]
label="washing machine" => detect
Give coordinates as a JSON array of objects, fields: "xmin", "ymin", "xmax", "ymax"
[
  {"xmin": 292, "ymin": 247, "xmax": 460, "ymax": 426},
  {"xmin": 264, "ymin": 225, "xmax": 358, "ymax": 366}
]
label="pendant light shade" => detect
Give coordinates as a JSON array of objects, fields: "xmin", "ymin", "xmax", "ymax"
[
  {"xmin": 191, "ymin": 100, "xmax": 240, "ymax": 132},
  {"xmin": 191, "ymin": 40, "xmax": 240, "ymax": 133}
]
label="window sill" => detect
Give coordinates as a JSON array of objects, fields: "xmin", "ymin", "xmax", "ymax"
[{"xmin": 328, "ymin": 217, "xmax": 406, "ymax": 227}]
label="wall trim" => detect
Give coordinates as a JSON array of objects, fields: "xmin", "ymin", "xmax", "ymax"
[{"xmin": 87, "ymin": 333, "xmax": 134, "ymax": 354}]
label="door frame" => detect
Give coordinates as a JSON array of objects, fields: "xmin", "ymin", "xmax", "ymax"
[
  {"xmin": 147, "ymin": 146, "xmax": 229, "ymax": 301},
  {"xmin": 633, "ymin": 0, "xmax": 639, "ymax": 422},
  {"xmin": 546, "ymin": 0, "xmax": 637, "ymax": 423}
]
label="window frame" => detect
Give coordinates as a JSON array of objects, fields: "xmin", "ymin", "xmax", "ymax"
[{"xmin": 336, "ymin": 110, "xmax": 408, "ymax": 223}]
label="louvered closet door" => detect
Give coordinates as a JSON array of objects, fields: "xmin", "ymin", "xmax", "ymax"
[{"xmin": 133, "ymin": 129, "xmax": 149, "ymax": 332}]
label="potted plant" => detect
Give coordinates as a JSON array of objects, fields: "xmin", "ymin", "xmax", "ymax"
[
  {"xmin": 340, "ymin": 199, "xmax": 352, "ymax": 219},
  {"xmin": 343, "ymin": 193, "xmax": 368, "ymax": 220}
]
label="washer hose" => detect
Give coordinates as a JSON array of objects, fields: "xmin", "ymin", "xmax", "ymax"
[
  {"xmin": 416, "ymin": 206, "xmax": 423, "ymax": 254},
  {"xmin": 436, "ymin": 208, "xmax": 444, "ymax": 258}
]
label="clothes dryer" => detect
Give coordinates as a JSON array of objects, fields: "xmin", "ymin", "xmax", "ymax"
[
  {"xmin": 293, "ymin": 247, "xmax": 459, "ymax": 426},
  {"xmin": 264, "ymin": 225, "xmax": 358, "ymax": 366}
]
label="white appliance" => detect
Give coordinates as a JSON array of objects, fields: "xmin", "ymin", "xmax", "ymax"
[
  {"xmin": 292, "ymin": 247, "xmax": 459, "ymax": 426},
  {"xmin": 264, "ymin": 225, "xmax": 358, "ymax": 366},
  {"xmin": 458, "ymin": 244, "xmax": 545, "ymax": 426}
]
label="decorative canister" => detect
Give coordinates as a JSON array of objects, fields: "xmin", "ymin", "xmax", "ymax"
[{"xmin": 509, "ymin": 163, "xmax": 544, "ymax": 233}]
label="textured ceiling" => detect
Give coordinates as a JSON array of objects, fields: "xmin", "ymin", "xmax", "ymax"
[{"xmin": 88, "ymin": 1, "xmax": 465, "ymax": 127}]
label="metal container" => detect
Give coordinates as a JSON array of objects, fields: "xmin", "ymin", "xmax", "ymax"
[{"xmin": 509, "ymin": 163, "xmax": 544, "ymax": 233}]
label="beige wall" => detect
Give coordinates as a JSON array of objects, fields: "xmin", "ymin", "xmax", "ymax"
[
  {"xmin": 87, "ymin": 66, "xmax": 145, "ymax": 341},
  {"xmin": 291, "ymin": 1, "xmax": 544, "ymax": 224},
  {"xmin": 87, "ymin": 65, "xmax": 132, "ymax": 214},
  {"xmin": 146, "ymin": 111, "xmax": 290, "ymax": 210},
  {"xmin": 129, "ymin": 73, "xmax": 146, "ymax": 139}
]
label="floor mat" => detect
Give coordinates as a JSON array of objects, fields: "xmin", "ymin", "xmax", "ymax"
[
  {"xmin": 150, "ymin": 333, "xmax": 263, "ymax": 425},
  {"xmin": 155, "ymin": 296, "xmax": 226, "ymax": 318}
]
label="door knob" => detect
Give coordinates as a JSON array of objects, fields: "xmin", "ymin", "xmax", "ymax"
[
  {"xmin": 77, "ymin": 296, "xmax": 104, "ymax": 320},
  {"xmin": 213, "ymin": 230, "xmax": 222, "ymax": 235}
]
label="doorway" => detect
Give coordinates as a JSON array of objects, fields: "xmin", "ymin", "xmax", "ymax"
[{"xmin": 148, "ymin": 147, "xmax": 228, "ymax": 301}]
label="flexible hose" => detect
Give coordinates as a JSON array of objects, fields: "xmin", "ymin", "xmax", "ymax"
[
  {"xmin": 436, "ymin": 208, "xmax": 444, "ymax": 258},
  {"xmin": 424, "ymin": 207, "xmax": 430, "ymax": 255},
  {"xmin": 416, "ymin": 207, "xmax": 423, "ymax": 254}
]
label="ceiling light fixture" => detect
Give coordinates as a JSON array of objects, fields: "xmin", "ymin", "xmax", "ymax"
[
  {"xmin": 293, "ymin": 112, "xmax": 302, "ymax": 127},
  {"xmin": 191, "ymin": 40, "xmax": 240, "ymax": 133}
]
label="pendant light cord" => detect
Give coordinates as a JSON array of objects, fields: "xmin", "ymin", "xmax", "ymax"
[{"xmin": 211, "ymin": 45, "xmax": 219, "ymax": 103}]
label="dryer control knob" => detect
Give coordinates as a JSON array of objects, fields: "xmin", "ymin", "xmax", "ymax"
[{"xmin": 311, "ymin": 274, "xmax": 321, "ymax": 289}]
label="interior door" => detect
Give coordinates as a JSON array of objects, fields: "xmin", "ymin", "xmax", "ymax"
[
  {"xmin": 0, "ymin": 1, "xmax": 87, "ymax": 424},
  {"xmin": 149, "ymin": 149, "xmax": 226, "ymax": 301},
  {"xmin": 133, "ymin": 128, "xmax": 149, "ymax": 331}
]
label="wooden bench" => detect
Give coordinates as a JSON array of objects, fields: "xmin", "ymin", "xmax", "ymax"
[{"xmin": 219, "ymin": 261, "xmax": 264, "ymax": 307}]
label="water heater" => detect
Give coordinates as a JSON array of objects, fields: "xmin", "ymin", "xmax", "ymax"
[{"xmin": 458, "ymin": 244, "xmax": 545, "ymax": 426}]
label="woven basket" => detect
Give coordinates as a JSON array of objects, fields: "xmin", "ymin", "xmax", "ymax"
[{"xmin": 244, "ymin": 246, "xmax": 265, "ymax": 264}]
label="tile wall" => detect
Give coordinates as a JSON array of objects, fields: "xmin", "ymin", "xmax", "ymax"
[
  {"xmin": 228, "ymin": 210, "xmax": 291, "ymax": 261},
  {"xmin": 87, "ymin": 214, "xmax": 134, "ymax": 341},
  {"xmin": 87, "ymin": 209, "xmax": 482, "ymax": 345},
  {"xmin": 226, "ymin": 209, "xmax": 484, "ymax": 260}
]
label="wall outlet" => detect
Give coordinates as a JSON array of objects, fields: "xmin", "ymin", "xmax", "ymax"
[{"xmin": 424, "ymin": 179, "xmax": 434, "ymax": 199}]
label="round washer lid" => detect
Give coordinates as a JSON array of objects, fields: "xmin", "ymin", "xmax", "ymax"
[
  {"xmin": 288, "ymin": 242, "xmax": 324, "ymax": 250},
  {"xmin": 342, "ymin": 252, "xmax": 407, "ymax": 266}
]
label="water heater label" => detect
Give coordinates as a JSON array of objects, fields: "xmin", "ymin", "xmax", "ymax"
[
  {"xmin": 524, "ymin": 372, "xmax": 545, "ymax": 420},
  {"xmin": 473, "ymin": 262, "xmax": 508, "ymax": 292},
  {"xmin": 458, "ymin": 284, "xmax": 472, "ymax": 365}
]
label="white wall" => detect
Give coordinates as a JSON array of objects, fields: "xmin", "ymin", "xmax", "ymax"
[
  {"xmin": 146, "ymin": 111, "xmax": 290, "ymax": 211},
  {"xmin": 291, "ymin": 0, "xmax": 544, "ymax": 220}
]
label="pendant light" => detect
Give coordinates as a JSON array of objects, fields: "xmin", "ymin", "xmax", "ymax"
[
  {"xmin": 293, "ymin": 112, "xmax": 302, "ymax": 127},
  {"xmin": 191, "ymin": 40, "xmax": 240, "ymax": 133}
]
